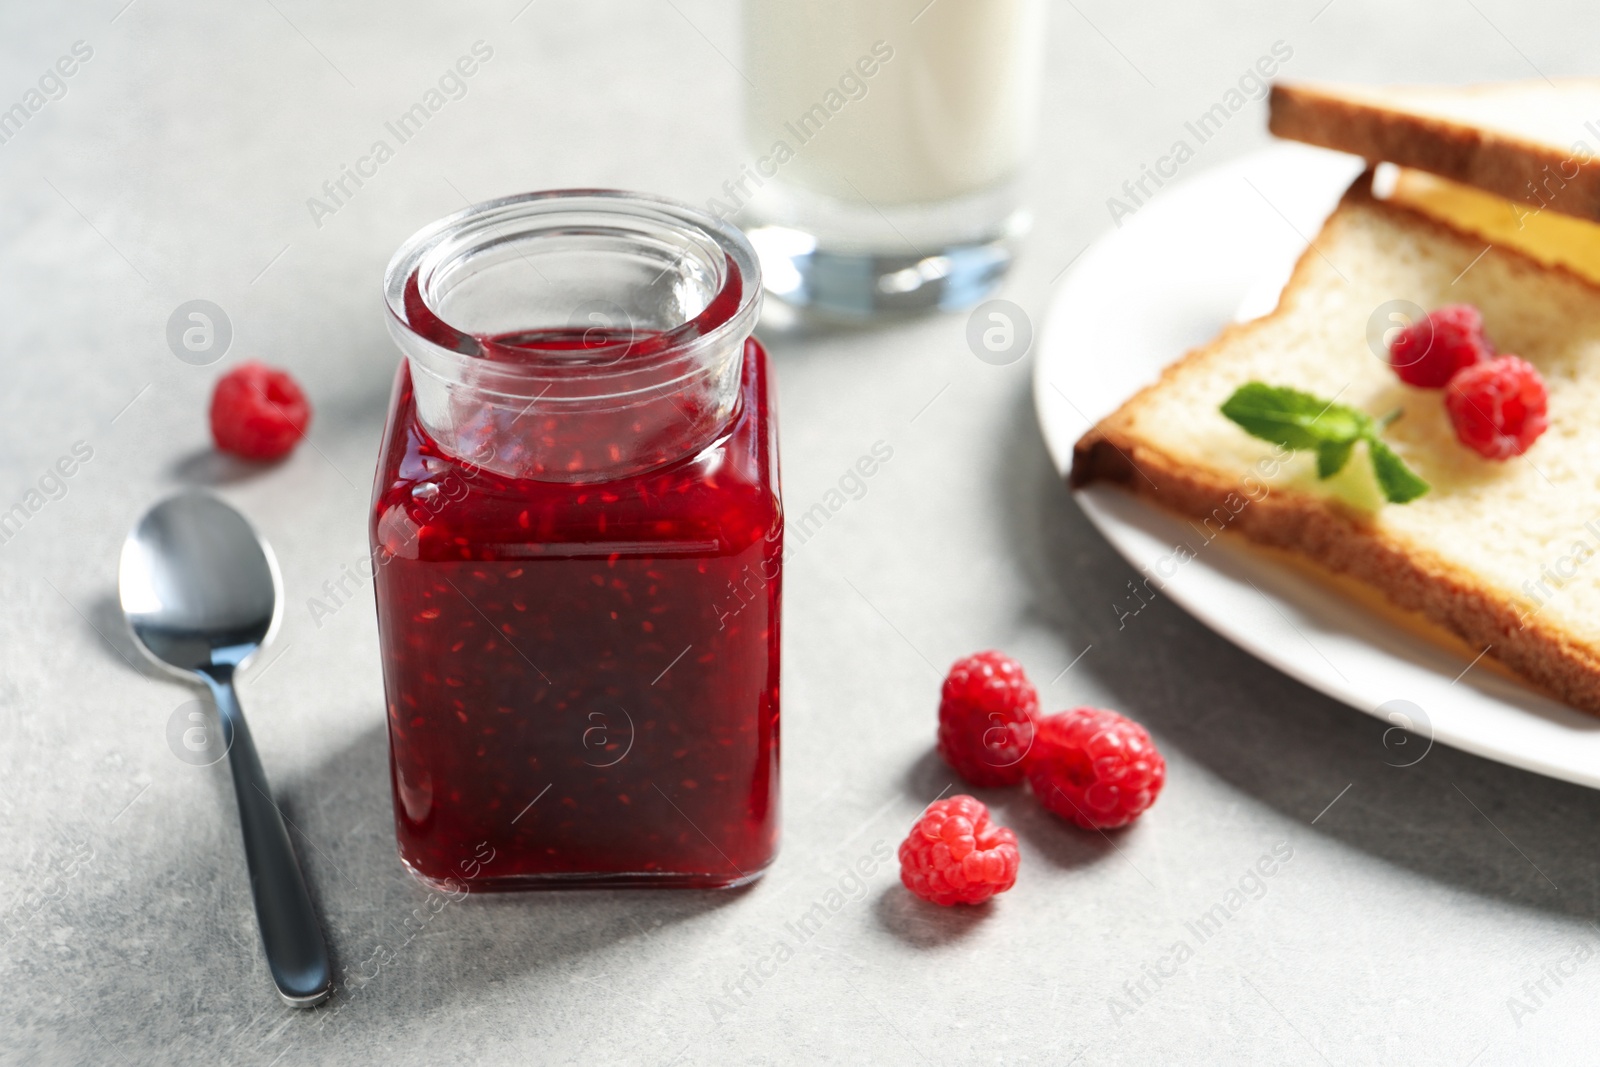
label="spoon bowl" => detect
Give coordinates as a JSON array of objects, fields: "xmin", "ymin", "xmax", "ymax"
[
  {"xmin": 119, "ymin": 491, "xmax": 331, "ymax": 1007},
  {"xmin": 120, "ymin": 492, "xmax": 279, "ymax": 675}
]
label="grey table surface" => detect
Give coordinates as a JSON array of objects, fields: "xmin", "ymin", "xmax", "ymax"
[{"xmin": 4, "ymin": 1, "xmax": 1600, "ymax": 1064}]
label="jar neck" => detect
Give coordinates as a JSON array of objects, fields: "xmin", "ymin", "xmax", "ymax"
[{"xmin": 384, "ymin": 191, "xmax": 762, "ymax": 484}]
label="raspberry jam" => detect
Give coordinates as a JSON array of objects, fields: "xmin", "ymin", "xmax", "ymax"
[{"xmin": 374, "ymin": 192, "xmax": 780, "ymax": 889}]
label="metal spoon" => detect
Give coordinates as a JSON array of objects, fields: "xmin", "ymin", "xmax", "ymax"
[{"xmin": 118, "ymin": 491, "xmax": 331, "ymax": 1007}]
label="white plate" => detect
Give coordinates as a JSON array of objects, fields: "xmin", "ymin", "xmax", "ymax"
[{"xmin": 1033, "ymin": 143, "xmax": 1600, "ymax": 789}]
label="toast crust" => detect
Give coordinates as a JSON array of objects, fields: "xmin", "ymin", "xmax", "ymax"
[
  {"xmin": 1269, "ymin": 79, "xmax": 1600, "ymax": 223},
  {"xmin": 1070, "ymin": 176, "xmax": 1600, "ymax": 715}
]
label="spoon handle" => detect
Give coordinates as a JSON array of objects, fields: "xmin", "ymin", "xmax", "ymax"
[{"xmin": 204, "ymin": 670, "xmax": 333, "ymax": 1007}]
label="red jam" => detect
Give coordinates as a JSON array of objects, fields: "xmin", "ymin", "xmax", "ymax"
[{"xmin": 370, "ymin": 336, "xmax": 782, "ymax": 889}]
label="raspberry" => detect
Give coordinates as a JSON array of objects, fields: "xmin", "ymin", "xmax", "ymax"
[
  {"xmin": 209, "ymin": 361, "xmax": 312, "ymax": 461},
  {"xmin": 937, "ymin": 651, "xmax": 1039, "ymax": 787},
  {"xmin": 1387, "ymin": 304, "xmax": 1492, "ymax": 388},
  {"xmin": 898, "ymin": 795, "xmax": 1019, "ymax": 906},
  {"xmin": 1025, "ymin": 708, "xmax": 1165, "ymax": 830},
  {"xmin": 1444, "ymin": 354, "xmax": 1549, "ymax": 460}
]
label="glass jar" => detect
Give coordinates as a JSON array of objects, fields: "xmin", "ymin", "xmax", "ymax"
[{"xmin": 372, "ymin": 191, "xmax": 781, "ymax": 890}]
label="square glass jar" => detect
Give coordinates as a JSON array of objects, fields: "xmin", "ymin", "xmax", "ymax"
[{"xmin": 373, "ymin": 191, "xmax": 781, "ymax": 889}]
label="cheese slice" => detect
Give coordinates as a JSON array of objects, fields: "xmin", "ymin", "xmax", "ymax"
[{"xmin": 1383, "ymin": 167, "xmax": 1600, "ymax": 287}]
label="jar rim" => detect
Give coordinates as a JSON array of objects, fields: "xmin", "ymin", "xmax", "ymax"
[{"xmin": 382, "ymin": 189, "xmax": 762, "ymax": 393}]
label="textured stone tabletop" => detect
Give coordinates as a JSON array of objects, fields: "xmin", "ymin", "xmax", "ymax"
[{"xmin": 4, "ymin": 1, "xmax": 1600, "ymax": 1063}]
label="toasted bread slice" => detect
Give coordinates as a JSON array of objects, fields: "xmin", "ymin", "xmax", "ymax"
[
  {"xmin": 1270, "ymin": 79, "xmax": 1600, "ymax": 222},
  {"xmin": 1071, "ymin": 174, "xmax": 1600, "ymax": 713}
]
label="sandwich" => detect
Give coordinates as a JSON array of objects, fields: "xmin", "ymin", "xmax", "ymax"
[{"xmin": 1071, "ymin": 78, "xmax": 1600, "ymax": 713}]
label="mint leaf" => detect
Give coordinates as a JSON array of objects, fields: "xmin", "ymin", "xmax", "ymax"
[
  {"xmin": 1316, "ymin": 438, "xmax": 1356, "ymax": 479},
  {"xmin": 1366, "ymin": 438, "xmax": 1430, "ymax": 503},
  {"xmin": 1221, "ymin": 383, "xmax": 1370, "ymax": 451},
  {"xmin": 1220, "ymin": 381, "xmax": 1429, "ymax": 505}
]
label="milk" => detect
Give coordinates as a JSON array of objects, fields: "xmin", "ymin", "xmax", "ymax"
[{"xmin": 743, "ymin": 0, "xmax": 1045, "ymax": 208}]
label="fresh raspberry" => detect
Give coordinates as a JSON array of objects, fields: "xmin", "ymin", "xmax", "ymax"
[
  {"xmin": 209, "ymin": 361, "xmax": 312, "ymax": 461},
  {"xmin": 898, "ymin": 795, "xmax": 1019, "ymax": 906},
  {"xmin": 1025, "ymin": 708, "xmax": 1165, "ymax": 830},
  {"xmin": 1444, "ymin": 355, "xmax": 1549, "ymax": 460},
  {"xmin": 937, "ymin": 651, "xmax": 1039, "ymax": 787},
  {"xmin": 1387, "ymin": 304, "xmax": 1492, "ymax": 388}
]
